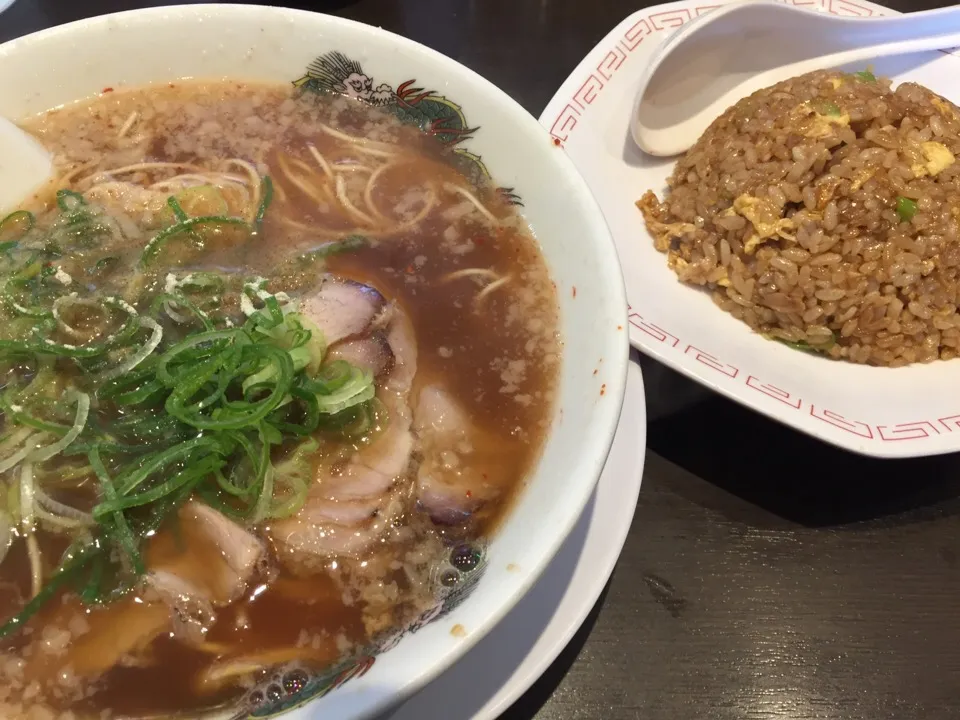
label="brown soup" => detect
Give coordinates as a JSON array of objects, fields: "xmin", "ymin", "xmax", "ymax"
[{"xmin": 0, "ymin": 81, "xmax": 560, "ymax": 718}]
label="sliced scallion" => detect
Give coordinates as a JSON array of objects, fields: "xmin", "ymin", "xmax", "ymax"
[
  {"xmin": 0, "ymin": 176, "xmax": 386, "ymax": 641},
  {"xmin": 96, "ymin": 317, "xmax": 163, "ymax": 382},
  {"xmin": 896, "ymin": 196, "xmax": 918, "ymax": 222},
  {"xmin": 139, "ymin": 215, "xmax": 249, "ymax": 268},
  {"xmin": 0, "ymin": 211, "xmax": 34, "ymax": 244}
]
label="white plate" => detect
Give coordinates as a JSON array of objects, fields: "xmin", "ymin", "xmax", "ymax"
[
  {"xmin": 379, "ymin": 358, "xmax": 646, "ymax": 720},
  {"xmin": 541, "ymin": 0, "xmax": 960, "ymax": 458}
]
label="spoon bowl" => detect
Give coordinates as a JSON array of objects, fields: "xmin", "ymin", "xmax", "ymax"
[
  {"xmin": 631, "ymin": 0, "xmax": 960, "ymax": 157},
  {"xmin": 0, "ymin": 117, "xmax": 54, "ymax": 217}
]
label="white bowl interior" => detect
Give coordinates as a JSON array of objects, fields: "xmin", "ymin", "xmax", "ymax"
[{"xmin": 0, "ymin": 6, "xmax": 630, "ymax": 719}]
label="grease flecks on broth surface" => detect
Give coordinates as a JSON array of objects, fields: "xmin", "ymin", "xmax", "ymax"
[{"xmin": 0, "ymin": 80, "xmax": 559, "ymax": 719}]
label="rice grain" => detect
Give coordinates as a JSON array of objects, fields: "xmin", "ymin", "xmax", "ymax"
[{"xmin": 638, "ymin": 69, "xmax": 960, "ymax": 366}]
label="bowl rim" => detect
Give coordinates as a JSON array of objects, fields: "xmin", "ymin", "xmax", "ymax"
[{"xmin": 0, "ymin": 5, "xmax": 632, "ymax": 718}]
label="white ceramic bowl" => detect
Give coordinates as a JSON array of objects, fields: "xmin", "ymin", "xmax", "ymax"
[{"xmin": 0, "ymin": 5, "xmax": 631, "ymax": 719}]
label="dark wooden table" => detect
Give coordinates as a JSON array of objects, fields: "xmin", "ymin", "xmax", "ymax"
[{"xmin": 5, "ymin": 1, "xmax": 960, "ymax": 718}]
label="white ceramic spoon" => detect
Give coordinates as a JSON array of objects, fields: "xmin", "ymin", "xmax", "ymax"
[
  {"xmin": 631, "ymin": 0, "xmax": 960, "ymax": 157},
  {"xmin": 0, "ymin": 117, "xmax": 54, "ymax": 217}
]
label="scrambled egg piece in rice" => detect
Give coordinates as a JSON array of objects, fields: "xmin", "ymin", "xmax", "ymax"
[
  {"xmin": 730, "ymin": 194, "xmax": 795, "ymax": 254},
  {"xmin": 800, "ymin": 105, "xmax": 851, "ymax": 139},
  {"xmin": 912, "ymin": 141, "xmax": 955, "ymax": 178}
]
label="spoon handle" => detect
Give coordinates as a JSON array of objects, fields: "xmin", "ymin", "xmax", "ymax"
[
  {"xmin": 850, "ymin": 5, "xmax": 960, "ymax": 39},
  {"xmin": 769, "ymin": 5, "xmax": 960, "ymax": 82}
]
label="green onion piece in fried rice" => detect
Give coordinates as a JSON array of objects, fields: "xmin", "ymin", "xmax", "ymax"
[
  {"xmin": 896, "ymin": 196, "xmax": 918, "ymax": 222},
  {"xmin": 818, "ymin": 101, "xmax": 842, "ymax": 117},
  {"xmin": 774, "ymin": 332, "xmax": 836, "ymax": 354}
]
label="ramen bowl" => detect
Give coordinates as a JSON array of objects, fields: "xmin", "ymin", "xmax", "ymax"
[{"xmin": 0, "ymin": 5, "xmax": 629, "ymax": 719}]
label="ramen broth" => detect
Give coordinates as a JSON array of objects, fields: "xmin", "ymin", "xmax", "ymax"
[{"xmin": 0, "ymin": 81, "xmax": 560, "ymax": 718}]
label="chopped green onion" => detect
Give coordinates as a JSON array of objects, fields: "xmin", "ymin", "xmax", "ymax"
[
  {"xmin": 165, "ymin": 196, "xmax": 209, "ymax": 246},
  {"xmin": 139, "ymin": 215, "xmax": 249, "ymax": 268},
  {"xmin": 89, "ymin": 446, "xmax": 143, "ymax": 574},
  {"xmin": 215, "ymin": 431, "xmax": 262, "ymax": 498},
  {"xmin": 167, "ymin": 345, "xmax": 294, "ymax": 430},
  {"xmin": 96, "ymin": 317, "xmax": 163, "ymax": 382},
  {"xmin": 0, "ymin": 211, "xmax": 34, "ymax": 244},
  {"xmin": 896, "ymin": 196, "xmax": 918, "ymax": 222},
  {"xmin": 152, "ymin": 292, "xmax": 215, "ymax": 330},
  {"xmin": 173, "ymin": 186, "xmax": 229, "ymax": 220},
  {"xmin": 296, "ymin": 235, "xmax": 367, "ymax": 265},
  {"xmin": 52, "ymin": 295, "xmax": 109, "ymax": 337},
  {"xmin": 313, "ymin": 365, "xmax": 375, "ymax": 415},
  {"xmin": 111, "ymin": 436, "xmax": 222, "ymax": 499},
  {"xmin": 250, "ymin": 463, "xmax": 275, "ymax": 522},
  {"xmin": 268, "ymin": 437, "xmax": 316, "ymax": 518},
  {"xmin": 305, "ymin": 360, "xmax": 353, "ymax": 395},
  {"xmin": 254, "ymin": 176, "xmax": 274, "ymax": 232},
  {"xmin": 0, "ymin": 363, "xmax": 72, "ymax": 435},
  {"xmin": 178, "ymin": 272, "xmax": 226, "ymax": 296},
  {"xmin": 816, "ymin": 101, "xmax": 842, "ymax": 117},
  {"xmin": 0, "ymin": 542, "xmax": 102, "ymax": 638},
  {"xmin": 89, "ymin": 256, "xmax": 120, "ymax": 277},
  {"xmin": 776, "ymin": 332, "xmax": 836, "ymax": 354},
  {"xmin": 94, "ymin": 455, "xmax": 225, "ymax": 518},
  {"xmin": 269, "ymin": 386, "xmax": 320, "ymax": 436},
  {"xmin": 27, "ymin": 390, "xmax": 89, "ymax": 463},
  {"xmin": 0, "ymin": 404, "xmax": 69, "ymax": 436},
  {"xmin": 33, "ymin": 296, "xmax": 140, "ymax": 358},
  {"xmin": 853, "ymin": 70, "xmax": 877, "ymax": 82},
  {"xmin": 167, "ymin": 197, "xmax": 190, "ymax": 223},
  {"xmin": 78, "ymin": 552, "xmax": 106, "ymax": 605},
  {"xmin": 155, "ymin": 328, "xmax": 243, "ymax": 385},
  {"xmin": 56, "ymin": 189, "xmax": 86, "ymax": 212},
  {"xmin": 0, "ymin": 240, "xmax": 19, "ymax": 260},
  {"xmin": 0, "ymin": 433, "xmax": 38, "ymax": 475},
  {"xmin": 0, "ymin": 175, "xmax": 387, "ymax": 640}
]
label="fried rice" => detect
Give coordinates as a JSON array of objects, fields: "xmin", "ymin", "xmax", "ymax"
[{"xmin": 639, "ymin": 69, "xmax": 960, "ymax": 367}]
